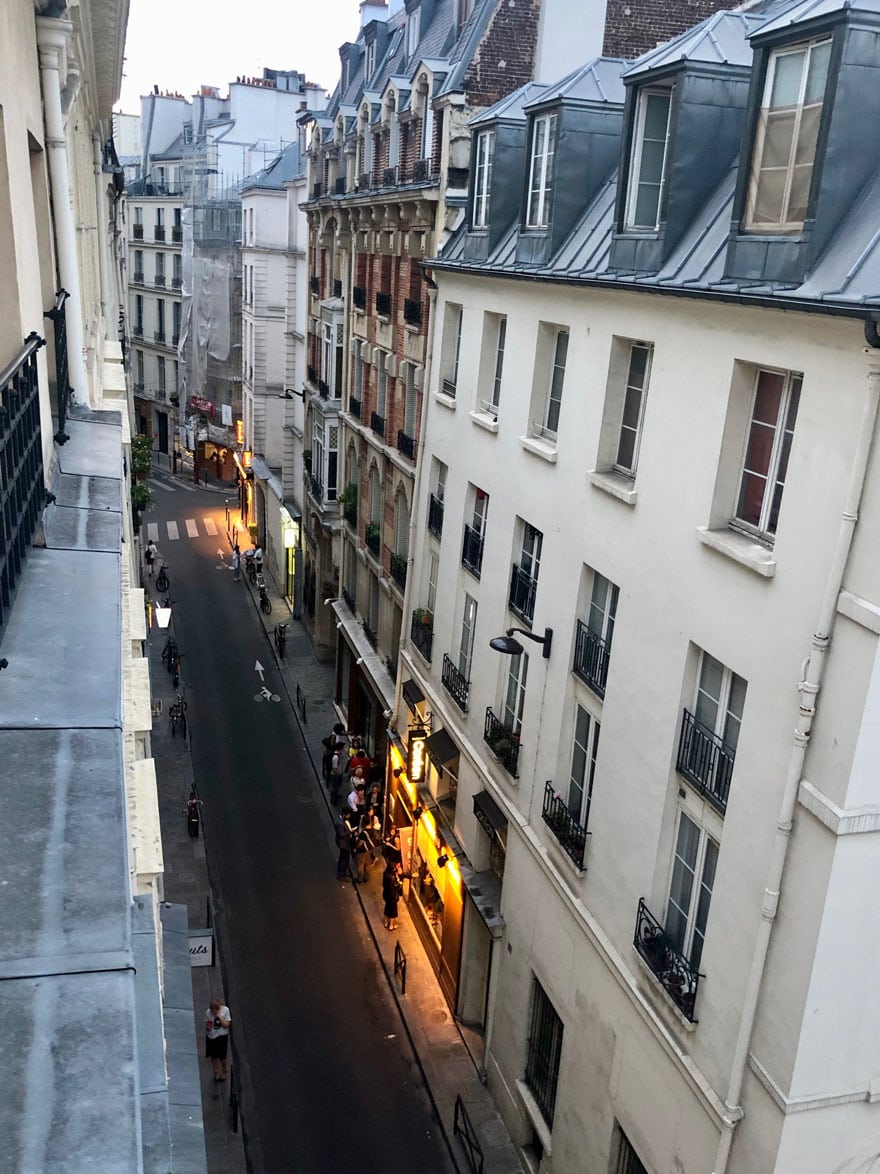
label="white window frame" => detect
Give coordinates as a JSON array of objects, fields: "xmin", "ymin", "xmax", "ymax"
[
  {"xmin": 394, "ymin": 489, "xmax": 409, "ymax": 555},
  {"xmin": 526, "ymin": 112, "xmax": 557, "ymax": 229},
  {"xmin": 135, "ymin": 349, "xmax": 144, "ymax": 384},
  {"xmin": 157, "ymin": 356, "xmax": 166, "ymax": 393},
  {"xmin": 624, "ymin": 88, "xmax": 672, "ymax": 231},
  {"xmin": 665, "ymin": 808, "xmax": 718, "ymax": 971},
  {"xmin": 502, "ymin": 650, "xmax": 528, "ymax": 735},
  {"xmin": 518, "ymin": 522, "xmax": 542, "ymax": 581},
  {"xmin": 613, "ymin": 342, "xmax": 653, "ymax": 477},
  {"xmin": 568, "ymin": 704, "xmax": 600, "ymax": 827},
  {"xmin": 403, "ymin": 363, "xmax": 418, "ymax": 436},
  {"xmin": 376, "ymin": 351, "xmax": 388, "ymax": 417},
  {"xmin": 733, "ymin": 367, "xmax": 801, "ymax": 540},
  {"xmin": 365, "ymin": 41, "xmax": 376, "ymax": 82},
  {"xmin": 427, "ymin": 552, "xmax": 439, "ymax": 613},
  {"xmin": 744, "ymin": 39, "xmax": 832, "ymax": 233},
  {"xmin": 588, "ymin": 572, "xmax": 618, "ymax": 645},
  {"xmin": 441, "ymin": 304, "xmax": 462, "ymax": 396},
  {"xmin": 541, "ymin": 328, "xmax": 568, "ymax": 438},
  {"xmin": 352, "ymin": 340, "xmax": 363, "ymax": 402},
  {"xmin": 694, "ymin": 652, "xmax": 746, "ymax": 755},
  {"xmin": 459, "ymin": 593, "xmax": 477, "ymax": 678},
  {"xmin": 327, "ymin": 424, "xmax": 338, "ymax": 501},
  {"xmin": 155, "ymin": 252, "xmax": 165, "ymax": 284},
  {"xmin": 471, "ymin": 487, "xmax": 488, "ymax": 536},
  {"xmin": 472, "ymin": 129, "xmax": 495, "ymax": 229},
  {"xmin": 434, "ymin": 459, "xmax": 447, "ymax": 503},
  {"xmin": 407, "ymin": 7, "xmax": 420, "ymax": 58}
]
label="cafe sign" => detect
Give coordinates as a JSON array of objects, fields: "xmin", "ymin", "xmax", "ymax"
[{"xmin": 407, "ymin": 729, "xmax": 428, "ymax": 784}]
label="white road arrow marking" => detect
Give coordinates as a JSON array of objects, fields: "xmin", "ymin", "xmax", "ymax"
[
  {"xmin": 217, "ymin": 548, "xmax": 225, "ymax": 558},
  {"xmin": 255, "ymin": 660, "xmax": 265, "ymax": 682}
]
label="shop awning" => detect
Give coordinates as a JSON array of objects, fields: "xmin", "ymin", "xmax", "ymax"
[
  {"xmin": 473, "ymin": 789, "xmax": 507, "ymax": 834},
  {"xmin": 426, "ymin": 727, "xmax": 459, "ymax": 767},
  {"xmin": 402, "ymin": 678, "xmax": 425, "ymax": 712}
]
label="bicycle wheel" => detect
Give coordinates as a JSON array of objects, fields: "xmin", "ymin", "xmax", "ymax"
[
  {"xmin": 156, "ymin": 571, "xmax": 169, "ymax": 592},
  {"xmin": 261, "ymin": 595, "xmax": 272, "ymax": 615}
]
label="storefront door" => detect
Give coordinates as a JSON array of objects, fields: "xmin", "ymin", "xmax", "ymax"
[{"xmin": 439, "ymin": 877, "xmax": 463, "ymax": 1007}]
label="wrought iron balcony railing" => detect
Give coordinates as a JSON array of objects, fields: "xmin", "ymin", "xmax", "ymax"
[
  {"xmin": 397, "ymin": 430, "xmax": 415, "ymax": 460},
  {"xmin": 362, "ymin": 618, "xmax": 377, "ymax": 648},
  {"xmin": 133, "ymin": 270, "xmax": 145, "ymax": 284},
  {"xmin": 172, "ymin": 274, "xmax": 182, "ymax": 289},
  {"xmin": 154, "ymin": 273, "xmax": 165, "ymax": 287},
  {"xmin": 404, "ymin": 298, "xmax": 422, "ymax": 327},
  {"xmin": 349, "ymin": 395, "xmax": 362, "ymax": 419},
  {"xmin": 172, "ymin": 333, "xmax": 180, "ymax": 347},
  {"xmin": 133, "ymin": 324, "xmax": 144, "ymax": 338},
  {"xmin": 461, "ymin": 525, "xmax": 484, "ymax": 577},
  {"xmin": 353, "ymin": 286, "xmax": 367, "ymax": 310},
  {"xmin": 509, "ymin": 564, "xmax": 538, "ymax": 624},
  {"xmin": 572, "ymin": 620, "xmax": 611, "ymax": 698},
  {"xmin": 676, "ymin": 709, "xmax": 735, "ymax": 814},
  {"xmin": 428, "ymin": 494, "xmax": 444, "ymax": 538},
  {"xmin": 365, "ymin": 522, "xmax": 381, "ymax": 558},
  {"xmin": 370, "ymin": 411, "xmax": 385, "ymax": 440},
  {"xmin": 441, "ymin": 377, "xmax": 457, "ymax": 398},
  {"xmin": 542, "ymin": 783, "xmax": 588, "ymax": 870},
  {"xmin": 44, "ymin": 289, "xmax": 71, "ymax": 445},
  {"xmin": 172, "ymin": 226, "xmax": 183, "ymax": 242},
  {"xmin": 633, "ymin": 899, "xmax": 702, "ymax": 1022},
  {"xmin": 410, "ymin": 610, "xmax": 433, "ymax": 662},
  {"xmin": 334, "ymin": 177, "xmax": 346, "ymax": 195},
  {"xmin": 0, "ymin": 329, "xmax": 46, "ymax": 626},
  {"xmin": 442, "ymin": 654, "xmax": 469, "ymax": 712},
  {"xmin": 333, "ymin": 279, "xmax": 343, "ymax": 299},
  {"xmin": 154, "ymin": 331, "xmax": 166, "ymax": 344},
  {"xmin": 390, "ymin": 553, "xmax": 407, "ymax": 590},
  {"xmin": 357, "ymin": 172, "xmax": 371, "ymax": 191},
  {"xmin": 342, "ymin": 495, "xmax": 358, "ymax": 528},
  {"xmin": 312, "ymin": 182, "xmax": 323, "ymax": 199},
  {"xmin": 383, "ymin": 166, "xmax": 398, "ymax": 186},
  {"xmin": 309, "ymin": 474, "xmax": 323, "ymax": 503},
  {"xmin": 310, "ymin": 275, "xmax": 320, "ymax": 295},
  {"xmin": 376, "ymin": 291, "xmax": 392, "ymax": 317},
  {"xmin": 342, "ymin": 585, "xmax": 356, "ymax": 612},
  {"xmin": 154, "ymin": 226, "xmax": 166, "ymax": 241},
  {"xmin": 483, "ymin": 708, "xmax": 520, "ymax": 778},
  {"xmin": 133, "ymin": 224, "xmax": 144, "ymax": 239},
  {"xmin": 412, "ymin": 159, "xmax": 430, "ymax": 182}
]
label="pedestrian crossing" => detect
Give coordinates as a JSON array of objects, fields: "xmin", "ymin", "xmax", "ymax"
[{"xmin": 146, "ymin": 515, "xmax": 221, "ymax": 542}]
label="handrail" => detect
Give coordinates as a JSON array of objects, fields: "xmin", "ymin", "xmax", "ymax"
[{"xmin": 453, "ymin": 1095, "xmax": 484, "ymax": 1174}]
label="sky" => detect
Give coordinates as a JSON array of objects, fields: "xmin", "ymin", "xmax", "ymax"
[{"xmin": 115, "ymin": 0, "xmax": 368, "ymax": 114}]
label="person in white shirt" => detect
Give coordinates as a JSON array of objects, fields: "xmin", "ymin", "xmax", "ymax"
[{"xmin": 205, "ymin": 998, "xmax": 231, "ymax": 1082}]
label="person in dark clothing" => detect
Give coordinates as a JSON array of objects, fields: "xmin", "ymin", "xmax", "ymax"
[
  {"xmin": 382, "ymin": 863, "xmax": 402, "ymax": 930},
  {"xmin": 335, "ymin": 810, "xmax": 353, "ymax": 881},
  {"xmin": 382, "ymin": 827, "xmax": 402, "ymax": 867}
]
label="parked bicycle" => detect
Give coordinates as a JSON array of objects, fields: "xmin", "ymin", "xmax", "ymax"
[
  {"xmin": 258, "ymin": 574, "xmax": 271, "ymax": 615},
  {"xmin": 244, "ymin": 550, "xmax": 257, "ymax": 585},
  {"xmin": 155, "ymin": 562, "xmax": 170, "ymax": 592},
  {"xmin": 161, "ymin": 636, "xmax": 181, "ymax": 688},
  {"xmin": 274, "ymin": 622, "xmax": 288, "ymax": 659},
  {"xmin": 169, "ymin": 691, "xmax": 188, "ymax": 738},
  {"xmin": 185, "ymin": 785, "xmax": 203, "ymax": 838}
]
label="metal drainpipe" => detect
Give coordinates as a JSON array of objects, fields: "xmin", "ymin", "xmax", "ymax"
[
  {"xmin": 394, "ymin": 280, "xmax": 438, "ymax": 718},
  {"xmin": 714, "ymin": 343, "xmax": 880, "ymax": 1173}
]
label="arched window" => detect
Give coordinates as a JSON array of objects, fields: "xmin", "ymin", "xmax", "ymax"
[
  {"xmin": 369, "ymin": 465, "xmax": 382, "ymax": 525},
  {"xmin": 394, "ymin": 486, "xmax": 410, "ymax": 556}
]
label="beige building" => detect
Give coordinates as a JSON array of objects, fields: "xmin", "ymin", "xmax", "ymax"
[{"xmin": 392, "ymin": 4, "xmax": 880, "ymax": 1171}]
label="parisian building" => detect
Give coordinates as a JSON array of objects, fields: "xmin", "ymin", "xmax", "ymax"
[
  {"xmin": 0, "ymin": 0, "xmax": 202, "ymax": 1165},
  {"xmin": 390, "ymin": 2, "xmax": 880, "ymax": 1171}
]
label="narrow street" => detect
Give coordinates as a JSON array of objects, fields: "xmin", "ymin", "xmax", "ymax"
[{"xmin": 147, "ymin": 477, "xmax": 452, "ymax": 1174}]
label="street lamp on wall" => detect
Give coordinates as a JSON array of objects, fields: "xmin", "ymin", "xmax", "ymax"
[
  {"xmin": 489, "ymin": 627, "xmax": 553, "ymax": 659},
  {"xmin": 282, "ymin": 387, "xmax": 306, "ymax": 400}
]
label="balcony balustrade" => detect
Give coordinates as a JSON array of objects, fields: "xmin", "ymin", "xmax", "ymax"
[
  {"xmin": 334, "ymin": 177, "xmax": 346, "ymax": 195},
  {"xmin": 312, "ymin": 182, "xmax": 323, "ymax": 199},
  {"xmin": 134, "ymin": 381, "xmax": 145, "ymax": 394},
  {"xmin": 572, "ymin": 620, "xmax": 611, "ymax": 698},
  {"xmin": 365, "ymin": 522, "xmax": 381, "ymax": 558},
  {"xmin": 370, "ymin": 411, "xmax": 385, "ymax": 440},
  {"xmin": 412, "ymin": 159, "xmax": 430, "ymax": 182},
  {"xmin": 154, "ymin": 226, "xmax": 165, "ymax": 241},
  {"xmin": 483, "ymin": 708, "xmax": 520, "ymax": 778},
  {"xmin": 397, "ymin": 430, "xmax": 415, "ymax": 460},
  {"xmin": 410, "ymin": 610, "xmax": 433, "ymax": 662},
  {"xmin": 133, "ymin": 224, "xmax": 144, "ymax": 240},
  {"xmin": 428, "ymin": 494, "xmax": 444, "ymax": 538},
  {"xmin": 404, "ymin": 298, "xmax": 422, "ymax": 327},
  {"xmin": 133, "ymin": 324, "xmax": 144, "ymax": 338},
  {"xmin": 376, "ymin": 291, "xmax": 392, "ymax": 317},
  {"xmin": 44, "ymin": 290, "xmax": 71, "ymax": 445},
  {"xmin": 349, "ymin": 395, "xmax": 362, "ymax": 419},
  {"xmin": 353, "ymin": 286, "xmax": 367, "ymax": 310},
  {"xmin": 509, "ymin": 564, "xmax": 538, "ymax": 624},
  {"xmin": 172, "ymin": 333, "xmax": 180, "ymax": 347},
  {"xmin": 676, "ymin": 709, "xmax": 735, "ymax": 814},
  {"xmin": 461, "ymin": 525, "xmax": 484, "ymax": 577},
  {"xmin": 362, "ymin": 618, "xmax": 377, "ymax": 648},
  {"xmin": 342, "ymin": 586, "xmax": 356, "ymax": 612},
  {"xmin": 633, "ymin": 899, "xmax": 702, "ymax": 1022},
  {"xmin": 172, "ymin": 227, "xmax": 183, "ymax": 242},
  {"xmin": 310, "ymin": 275, "xmax": 320, "ymax": 295},
  {"xmin": 390, "ymin": 553, "xmax": 407, "ymax": 590},
  {"xmin": 154, "ymin": 330, "xmax": 166, "ymax": 344},
  {"xmin": 357, "ymin": 172, "xmax": 370, "ymax": 191},
  {"xmin": 441, "ymin": 654, "xmax": 469, "ymax": 712},
  {"xmin": 172, "ymin": 274, "xmax": 182, "ymax": 289},
  {"xmin": 542, "ymin": 783, "xmax": 588, "ymax": 869},
  {"xmin": 383, "ymin": 166, "xmax": 398, "ymax": 186},
  {"xmin": 154, "ymin": 274, "xmax": 165, "ymax": 287},
  {"xmin": 310, "ymin": 474, "xmax": 323, "ymax": 503},
  {"xmin": 133, "ymin": 270, "xmax": 145, "ymax": 284}
]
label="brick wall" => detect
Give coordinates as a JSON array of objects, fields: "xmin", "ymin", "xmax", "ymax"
[
  {"xmin": 463, "ymin": 0, "xmax": 542, "ymax": 108},
  {"xmin": 603, "ymin": 0, "xmax": 733, "ymax": 59}
]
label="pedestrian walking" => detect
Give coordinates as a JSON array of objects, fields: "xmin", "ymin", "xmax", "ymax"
[
  {"xmin": 335, "ymin": 809, "xmax": 353, "ymax": 881},
  {"xmin": 352, "ymin": 812, "xmax": 374, "ymax": 883},
  {"xmin": 144, "ymin": 539, "xmax": 158, "ymax": 577},
  {"xmin": 204, "ymin": 998, "xmax": 231, "ymax": 1082},
  {"xmin": 232, "ymin": 544, "xmax": 241, "ymax": 581},
  {"xmin": 322, "ymin": 723, "xmax": 347, "ymax": 782},
  {"xmin": 329, "ymin": 746, "xmax": 345, "ymax": 803},
  {"xmin": 382, "ymin": 863, "xmax": 402, "ymax": 930},
  {"xmin": 347, "ymin": 777, "xmax": 366, "ymax": 816},
  {"xmin": 252, "ymin": 542, "xmax": 264, "ymax": 575}
]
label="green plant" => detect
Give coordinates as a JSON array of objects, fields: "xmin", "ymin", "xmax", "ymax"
[
  {"xmin": 130, "ymin": 481, "xmax": 152, "ymax": 529},
  {"xmin": 413, "ymin": 607, "xmax": 434, "ymax": 628},
  {"xmin": 303, "ymin": 449, "xmax": 312, "ymax": 470},
  {"xmin": 338, "ymin": 483, "xmax": 357, "ymax": 510},
  {"xmin": 130, "ymin": 435, "xmax": 153, "ymax": 479}
]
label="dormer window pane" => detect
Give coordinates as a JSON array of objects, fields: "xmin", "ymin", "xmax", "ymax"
[
  {"xmin": 407, "ymin": 8, "xmax": 420, "ymax": 58},
  {"xmin": 472, "ymin": 130, "xmax": 495, "ymax": 229},
  {"xmin": 745, "ymin": 39, "xmax": 831, "ymax": 232},
  {"xmin": 625, "ymin": 89, "xmax": 671, "ymax": 230},
  {"xmin": 526, "ymin": 113, "xmax": 557, "ymax": 230}
]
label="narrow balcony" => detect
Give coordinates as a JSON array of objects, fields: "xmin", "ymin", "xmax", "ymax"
[
  {"xmin": 410, "ymin": 609, "xmax": 433, "ymax": 662},
  {"xmin": 334, "ymin": 177, "xmax": 346, "ymax": 195},
  {"xmin": 310, "ymin": 275, "xmax": 320, "ymax": 295},
  {"xmin": 383, "ymin": 166, "xmax": 398, "ymax": 186},
  {"xmin": 357, "ymin": 172, "xmax": 370, "ymax": 191},
  {"xmin": 412, "ymin": 159, "xmax": 430, "ymax": 182},
  {"xmin": 542, "ymin": 783, "xmax": 588, "ymax": 870},
  {"xmin": 133, "ymin": 224, "xmax": 144, "ymax": 240},
  {"xmin": 397, "ymin": 430, "xmax": 415, "ymax": 460},
  {"xmin": 333, "ymin": 279, "xmax": 343, "ymax": 299},
  {"xmin": 172, "ymin": 274, "xmax": 182, "ymax": 289},
  {"xmin": 483, "ymin": 708, "xmax": 520, "ymax": 778},
  {"xmin": 461, "ymin": 525, "xmax": 484, "ymax": 577},
  {"xmin": 633, "ymin": 899, "xmax": 702, "ymax": 1022},
  {"xmin": 573, "ymin": 620, "xmax": 611, "ymax": 699},
  {"xmin": 309, "ymin": 474, "xmax": 323, "ymax": 503},
  {"xmin": 353, "ymin": 286, "xmax": 366, "ymax": 311},
  {"xmin": 428, "ymin": 494, "xmax": 443, "ymax": 538},
  {"xmin": 154, "ymin": 331, "xmax": 166, "ymax": 344},
  {"xmin": 133, "ymin": 270, "xmax": 145, "ymax": 284},
  {"xmin": 404, "ymin": 298, "xmax": 422, "ymax": 327},
  {"xmin": 441, "ymin": 654, "xmax": 469, "ymax": 713},
  {"xmin": 376, "ymin": 291, "xmax": 392, "ymax": 317},
  {"xmin": 172, "ymin": 226, "xmax": 183, "ymax": 242},
  {"xmin": 154, "ymin": 226, "xmax": 165, "ymax": 241},
  {"xmin": 676, "ymin": 709, "xmax": 735, "ymax": 814},
  {"xmin": 154, "ymin": 274, "xmax": 165, "ymax": 287},
  {"xmin": 509, "ymin": 564, "xmax": 538, "ymax": 624},
  {"xmin": 365, "ymin": 522, "xmax": 381, "ymax": 558},
  {"xmin": 370, "ymin": 411, "xmax": 385, "ymax": 441},
  {"xmin": 172, "ymin": 333, "xmax": 180, "ymax": 347},
  {"xmin": 342, "ymin": 585, "xmax": 356, "ymax": 612},
  {"xmin": 133, "ymin": 324, "xmax": 143, "ymax": 338},
  {"xmin": 390, "ymin": 553, "xmax": 407, "ymax": 591},
  {"xmin": 349, "ymin": 395, "xmax": 362, "ymax": 419},
  {"xmin": 362, "ymin": 618, "xmax": 377, "ymax": 649}
]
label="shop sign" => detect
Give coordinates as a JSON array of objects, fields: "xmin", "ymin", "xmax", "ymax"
[
  {"xmin": 190, "ymin": 395, "xmax": 216, "ymax": 416},
  {"xmin": 407, "ymin": 729, "xmax": 428, "ymax": 784},
  {"xmin": 189, "ymin": 928, "xmax": 215, "ymax": 968}
]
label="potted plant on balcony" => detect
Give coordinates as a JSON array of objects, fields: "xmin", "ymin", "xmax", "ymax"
[
  {"xmin": 303, "ymin": 449, "xmax": 312, "ymax": 472},
  {"xmin": 338, "ymin": 484, "xmax": 357, "ymax": 512},
  {"xmin": 413, "ymin": 607, "xmax": 433, "ymax": 630},
  {"xmin": 365, "ymin": 522, "xmax": 381, "ymax": 546}
]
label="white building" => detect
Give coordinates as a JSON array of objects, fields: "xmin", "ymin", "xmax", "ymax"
[{"xmin": 390, "ymin": 4, "xmax": 880, "ymax": 1171}]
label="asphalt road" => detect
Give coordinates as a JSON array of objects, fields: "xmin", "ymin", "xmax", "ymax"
[{"xmin": 148, "ymin": 480, "xmax": 451, "ymax": 1174}]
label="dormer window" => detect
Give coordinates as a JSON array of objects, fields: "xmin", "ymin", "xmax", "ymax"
[
  {"xmin": 624, "ymin": 88, "xmax": 672, "ymax": 231},
  {"xmin": 744, "ymin": 39, "xmax": 831, "ymax": 233},
  {"xmin": 472, "ymin": 129, "xmax": 495, "ymax": 229},
  {"xmin": 407, "ymin": 7, "xmax": 420, "ymax": 59},
  {"xmin": 526, "ymin": 113, "xmax": 557, "ymax": 230},
  {"xmin": 365, "ymin": 41, "xmax": 376, "ymax": 81}
]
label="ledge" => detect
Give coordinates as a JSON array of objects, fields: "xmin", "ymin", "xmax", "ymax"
[
  {"xmin": 837, "ymin": 589, "xmax": 880, "ymax": 635},
  {"xmin": 469, "ymin": 410, "xmax": 498, "ymax": 434},
  {"xmin": 519, "ymin": 435, "xmax": 557, "ymax": 464},
  {"xmin": 631, "ymin": 946, "xmax": 698, "ymax": 1034},
  {"xmin": 515, "ymin": 1079, "xmax": 553, "ymax": 1156},
  {"xmin": 434, "ymin": 391, "xmax": 457, "ymax": 411},
  {"xmin": 587, "ymin": 469, "xmax": 637, "ymax": 505},
  {"xmin": 696, "ymin": 526, "xmax": 775, "ymax": 578},
  {"xmin": 798, "ymin": 779, "xmax": 880, "ymax": 835}
]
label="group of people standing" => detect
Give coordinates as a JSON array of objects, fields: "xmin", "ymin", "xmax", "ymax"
[{"xmin": 325, "ymin": 723, "xmax": 404, "ymax": 930}]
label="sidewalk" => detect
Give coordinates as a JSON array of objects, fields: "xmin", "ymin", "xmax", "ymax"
[{"xmin": 229, "ymin": 526, "xmax": 522, "ymax": 1174}]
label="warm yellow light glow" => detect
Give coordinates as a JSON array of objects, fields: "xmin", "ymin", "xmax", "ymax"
[
  {"xmin": 390, "ymin": 744, "xmax": 405, "ymax": 771},
  {"xmin": 420, "ymin": 808, "xmax": 436, "ymax": 841},
  {"xmin": 445, "ymin": 855, "xmax": 462, "ymax": 889}
]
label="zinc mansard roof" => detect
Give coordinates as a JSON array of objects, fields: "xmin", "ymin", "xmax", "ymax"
[
  {"xmin": 241, "ymin": 142, "xmax": 304, "ymax": 192},
  {"xmin": 621, "ymin": 9, "xmax": 767, "ymax": 78},
  {"xmin": 752, "ymin": 0, "xmax": 880, "ymax": 35},
  {"xmin": 526, "ymin": 57, "xmax": 629, "ymax": 107}
]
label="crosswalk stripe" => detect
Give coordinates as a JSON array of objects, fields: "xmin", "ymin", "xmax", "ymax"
[
  {"xmin": 203, "ymin": 518, "xmax": 218, "ymax": 536},
  {"xmin": 185, "ymin": 519, "xmax": 199, "ymax": 538},
  {"xmin": 147, "ymin": 478, "xmax": 175, "ymax": 493},
  {"xmin": 167, "ymin": 521, "xmax": 180, "ymax": 540},
  {"xmin": 146, "ymin": 522, "xmax": 159, "ymax": 541}
]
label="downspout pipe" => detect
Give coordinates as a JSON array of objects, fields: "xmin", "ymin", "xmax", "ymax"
[
  {"xmin": 714, "ymin": 343, "xmax": 880, "ymax": 1173},
  {"xmin": 92, "ymin": 133, "xmax": 112, "ymax": 339},
  {"xmin": 36, "ymin": 17, "xmax": 90, "ymax": 409}
]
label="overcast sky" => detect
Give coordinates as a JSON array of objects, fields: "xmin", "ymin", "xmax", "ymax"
[{"xmin": 116, "ymin": 0, "xmax": 366, "ymax": 114}]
